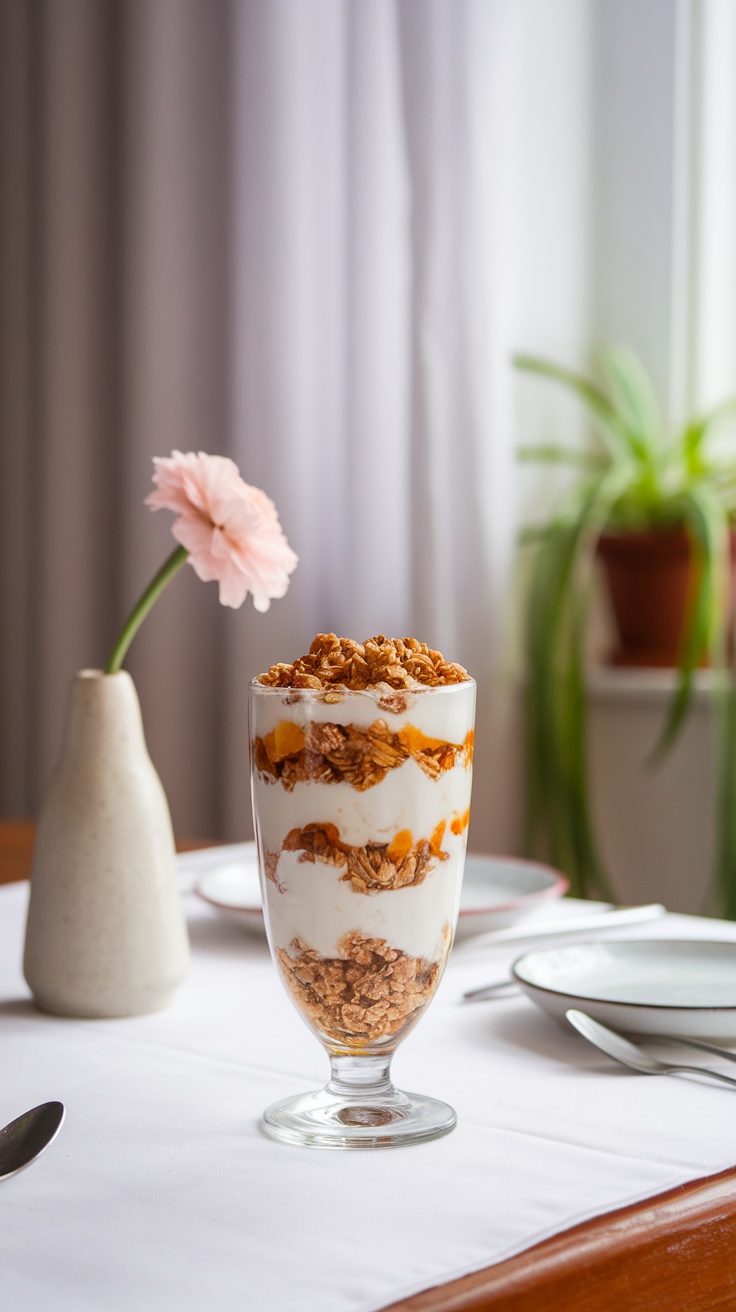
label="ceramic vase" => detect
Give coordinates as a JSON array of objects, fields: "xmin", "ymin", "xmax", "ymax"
[{"xmin": 23, "ymin": 669, "xmax": 190, "ymax": 1017}]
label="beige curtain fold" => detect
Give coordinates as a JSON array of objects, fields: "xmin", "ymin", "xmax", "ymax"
[
  {"xmin": 0, "ymin": 0, "xmax": 233, "ymax": 838},
  {"xmin": 1, "ymin": 0, "xmax": 520, "ymax": 854}
]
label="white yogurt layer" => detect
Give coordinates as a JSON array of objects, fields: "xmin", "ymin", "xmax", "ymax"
[
  {"xmin": 250, "ymin": 679, "xmax": 475, "ymax": 964},
  {"xmin": 263, "ymin": 849, "xmax": 462, "ymax": 961},
  {"xmin": 254, "ymin": 761, "xmax": 471, "ymax": 852},
  {"xmin": 251, "ymin": 679, "xmax": 475, "ymax": 743}
]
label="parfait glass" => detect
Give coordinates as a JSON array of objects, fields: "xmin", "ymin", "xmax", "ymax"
[{"xmin": 250, "ymin": 674, "xmax": 475, "ymax": 1149}]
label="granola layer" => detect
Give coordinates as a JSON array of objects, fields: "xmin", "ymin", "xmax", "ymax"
[
  {"xmin": 280, "ymin": 821, "xmax": 449, "ymax": 893},
  {"xmin": 254, "ymin": 718, "xmax": 474, "ymax": 791},
  {"xmin": 276, "ymin": 931, "xmax": 446, "ymax": 1045},
  {"xmin": 258, "ymin": 633, "xmax": 469, "ymax": 691}
]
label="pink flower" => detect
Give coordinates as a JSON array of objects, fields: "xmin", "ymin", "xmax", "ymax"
[{"xmin": 146, "ymin": 451, "xmax": 298, "ymax": 610}]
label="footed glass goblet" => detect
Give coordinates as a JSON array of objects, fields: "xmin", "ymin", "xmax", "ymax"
[{"xmin": 250, "ymin": 674, "xmax": 475, "ymax": 1149}]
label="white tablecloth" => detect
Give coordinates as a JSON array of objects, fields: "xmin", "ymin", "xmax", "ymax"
[{"xmin": 2, "ymin": 876, "xmax": 736, "ymax": 1312}]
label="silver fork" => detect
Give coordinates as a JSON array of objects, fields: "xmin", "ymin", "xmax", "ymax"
[
  {"xmin": 650, "ymin": 1034, "xmax": 736, "ymax": 1063},
  {"xmin": 566, "ymin": 1010, "xmax": 736, "ymax": 1088}
]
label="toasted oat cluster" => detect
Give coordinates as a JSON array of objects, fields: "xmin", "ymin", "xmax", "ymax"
[
  {"xmin": 258, "ymin": 633, "xmax": 469, "ymax": 691},
  {"xmin": 263, "ymin": 850, "xmax": 281, "ymax": 887},
  {"xmin": 280, "ymin": 821, "xmax": 447, "ymax": 893},
  {"xmin": 276, "ymin": 932, "xmax": 444, "ymax": 1044},
  {"xmin": 254, "ymin": 718, "xmax": 473, "ymax": 792}
]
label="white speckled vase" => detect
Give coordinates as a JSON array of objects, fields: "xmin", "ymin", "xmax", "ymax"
[{"xmin": 23, "ymin": 669, "xmax": 190, "ymax": 1017}]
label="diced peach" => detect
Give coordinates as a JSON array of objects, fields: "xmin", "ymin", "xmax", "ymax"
[
  {"xmin": 429, "ymin": 820, "xmax": 447, "ymax": 856},
  {"xmin": 263, "ymin": 720, "xmax": 306, "ymax": 763},
  {"xmin": 398, "ymin": 725, "xmax": 448, "ymax": 755},
  {"xmin": 450, "ymin": 808, "xmax": 470, "ymax": 835},
  {"xmin": 386, "ymin": 829, "xmax": 414, "ymax": 864}
]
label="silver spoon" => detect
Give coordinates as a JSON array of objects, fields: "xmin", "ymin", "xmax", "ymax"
[
  {"xmin": 566, "ymin": 1010, "xmax": 736, "ymax": 1089},
  {"xmin": 0, "ymin": 1102, "xmax": 65, "ymax": 1180}
]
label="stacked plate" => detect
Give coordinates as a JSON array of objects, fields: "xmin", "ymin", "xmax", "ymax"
[
  {"xmin": 512, "ymin": 940, "xmax": 736, "ymax": 1041},
  {"xmin": 180, "ymin": 844, "xmax": 569, "ymax": 941}
]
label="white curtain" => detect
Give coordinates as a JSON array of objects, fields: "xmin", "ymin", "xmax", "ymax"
[
  {"xmin": 224, "ymin": 0, "xmax": 519, "ymax": 848},
  {"xmin": 0, "ymin": 0, "xmax": 520, "ymax": 854},
  {"xmin": 690, "ymin": 0, "xmax": 736, "ymax": 412}
]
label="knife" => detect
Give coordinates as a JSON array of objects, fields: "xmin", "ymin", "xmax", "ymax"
[{"xmin": 459, "ymin": 902, "xmax": 667, "ymax": 1001}]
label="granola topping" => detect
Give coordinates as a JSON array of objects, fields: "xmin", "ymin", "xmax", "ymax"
[
  {"xmin": 280, "ymin": 821, "xmax": 448, "ymax": 893},
  {"xmin": 276, "ymin": 931, "xmax": 446, "ymax": 1046},
  {"xmin": 254, "ymin": 718, "xmax": 474, "ymax": 791},
  {"xmin": 263, "ymin": 850, "xmax": 282, "ymax": 888},
  {"xmin": 258, "ymin": 633, "xmax": 470, "ymax": 691},
  {"xmin": 251, "ymin": 633, "xmax": 474, "ymax": 1001}
]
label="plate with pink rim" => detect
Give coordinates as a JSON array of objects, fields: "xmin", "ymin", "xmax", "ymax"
[
  {"xmin": 456, "ymin": 854, "xmax": 569, "ymax": 939},
  {"xmin": 182, "ymin": 844, "xmax": 568, "ymax": 940},
  {"xmin": 181, "ymin": 843, "xmax": 264, "ymax": 936}
]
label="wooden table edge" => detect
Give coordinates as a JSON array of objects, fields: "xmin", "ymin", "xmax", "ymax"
[
  {"xmin": 383, "ymin": 1161, "xmax": 736, "ymax": 1311},
  {"xmin": 0, "ymin": 819, "xmax": 212, "ymax": 886}
]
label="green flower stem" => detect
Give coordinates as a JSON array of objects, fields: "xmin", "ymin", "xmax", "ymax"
[{"xmin": 105, "ymin": 545, "xmax": 189, "ymax": 674}]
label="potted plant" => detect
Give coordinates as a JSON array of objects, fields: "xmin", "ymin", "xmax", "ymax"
[{"xmin": 514, "ymin": 345, "xmax": 736, "ymax": 912}]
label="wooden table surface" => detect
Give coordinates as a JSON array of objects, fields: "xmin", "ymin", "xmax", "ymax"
[{"xmin": 5, "ymin": 820, "xmax": 736, "ymax": 1310}]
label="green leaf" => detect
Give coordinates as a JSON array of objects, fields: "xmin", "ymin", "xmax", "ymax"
[
  {"xmin": 518, "ymin": 445, "xmax": 608, "ymax": 469},
  {"xmin": 513, "ymin": 354, "xmax": 629, "ymax": 460},
  {"xmin": 714, "ymin": 666, "xmax": 736, "ymax": 919},
  {"xmin": 650, "ymin": 487, "xmax": 728, "ymax": 760},
  {"xmin": 523, "ymin": 526, "xmax": 611, "ymax": 899},
  {"xmin": 522, "ymin": 466, "xmax": 632, "ymax": 898},
  {"xmin": 514, "ymin": 342, "xmax": 736, "ymax": 916},
  {"xmin": 598, "ymin": 345, "xmax": 663, "ymax": 462},
  {"xmin": 682, "ymin": 397, "xmax": 736, "ymax": 475},
  {"xmin": 518, "ymin": 524, "xmax": 558, "ymax": 546}
]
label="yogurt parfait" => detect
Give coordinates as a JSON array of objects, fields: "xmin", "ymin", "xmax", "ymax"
[{"xmin": 250, "ymin": 634, "xmax": 475, "ymax": 1149}]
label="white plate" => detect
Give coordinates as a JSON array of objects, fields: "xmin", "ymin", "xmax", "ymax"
[
  {"xmin": 513, "ymin": 940, "xmax": 736, "ymax": 1040},
  {"xmin": 182, "ymin": 843, "xmax": 264, "ymax": 936},
  {"xmin": 454, "ymin": 855, "xmax": 567, "ymax": 939},
  {"xmin": 184, "ymin": 844, "xmax": 568, "ymax": 940}
]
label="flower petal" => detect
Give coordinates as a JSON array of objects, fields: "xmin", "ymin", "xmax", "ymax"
[{"xmin": 148, "ymin": 451, "xmax": 298, "ymax": 609}]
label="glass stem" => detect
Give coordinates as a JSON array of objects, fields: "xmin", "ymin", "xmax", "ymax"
[{"xmin": 327, "ymin": 1052, "xmax": 394, "ymax": 1099}]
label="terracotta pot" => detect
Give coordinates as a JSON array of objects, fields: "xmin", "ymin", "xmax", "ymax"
[{"xmin": 596, "ymin": 527, "xmax": 736, "ymax": 668}]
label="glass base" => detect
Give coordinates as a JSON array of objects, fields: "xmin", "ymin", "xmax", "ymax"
[{"xmin": 262, "ymin": 1083, "xmax": 457, "ymax": 1150}]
